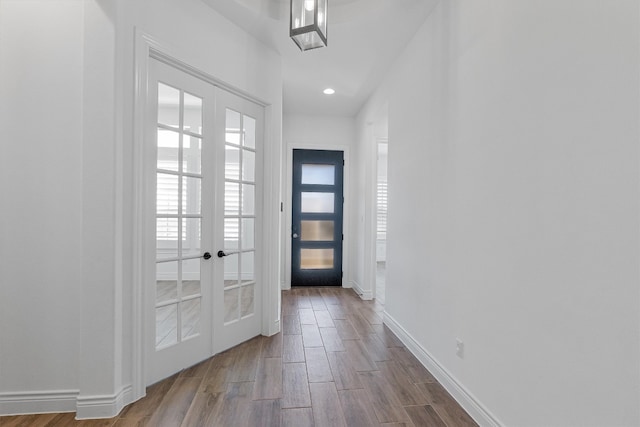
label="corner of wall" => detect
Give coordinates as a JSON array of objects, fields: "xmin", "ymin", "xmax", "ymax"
[
  {"xmin": 75, "ymin": 385, "xmax": 132, "ymax": 420},
  {"xmin": 349, "ymin": 280, "xmax": 373, "ymax": 300}
]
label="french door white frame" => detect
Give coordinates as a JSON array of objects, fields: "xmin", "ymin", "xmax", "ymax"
[
  {"xmin": 283, "ymin": 143, "xmax": 351, "ymax": 291},
  {"xmin": 131, "ymin": 30, "xmax": 281, "ymax": 400}
]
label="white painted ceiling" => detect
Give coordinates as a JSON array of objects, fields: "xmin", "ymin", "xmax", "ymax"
[{"xmin": 201, "ymin": 0, "xmax": 438, "ymax": 116}]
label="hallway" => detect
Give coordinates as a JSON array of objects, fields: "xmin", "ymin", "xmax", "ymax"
[{"xmin": 1, "ymin": 288, "xmax": 476, "ymax": 426}]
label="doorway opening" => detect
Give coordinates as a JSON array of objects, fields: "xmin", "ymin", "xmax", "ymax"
[{"xmin": 376, "ymin": 139, "xmax": 388, "ymax": 303}]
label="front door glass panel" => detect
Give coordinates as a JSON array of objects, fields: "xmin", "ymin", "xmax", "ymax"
[
  {"xmin": 301, "ymin": 220, "xmax": 334, "ymax": 241},
  {"xmin": 300, "ymin": 248, "xmax": 334, "ymax": 269},
  {"xmin": 301, "ymin": 192, "xmax": 334, "ymax": 213},
  {"xmin": 302, "ymin": 164, "xmax": 335, "ymax": 185}
]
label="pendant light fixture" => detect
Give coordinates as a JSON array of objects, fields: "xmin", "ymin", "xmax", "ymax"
[{"xmin": 290, "ymin": 0, "xmax": 328, "ymax": 51}]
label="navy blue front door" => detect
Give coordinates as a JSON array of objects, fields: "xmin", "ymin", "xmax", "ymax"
[{"xmin": 291, "ymin": 150, "xmax": 344, "ymax": 286}]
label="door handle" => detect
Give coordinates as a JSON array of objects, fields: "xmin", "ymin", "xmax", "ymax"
[
  {"xmin": 292, "ymin": 233, "xmax": 299, "ymax": 238},
  {"xmin": 203, "ymin": 252, "xmax": 212, "ymax": 260},
  {"xmin": 218, "ymin": 250, "xmax": 240, "ymax": 258}
]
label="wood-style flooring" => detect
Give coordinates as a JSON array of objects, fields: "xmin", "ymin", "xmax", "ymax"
[{"xmin": 0, "ymin": 287, "xmax": 477, "ymax": 427}]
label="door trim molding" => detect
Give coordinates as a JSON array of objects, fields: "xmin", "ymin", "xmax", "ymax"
[
  {"xmin": 132, "ymin": 28, "xmax": 280, "ymax": 405},
  {"xmin": 149, "ymin": 48, "xmax": 269, "ymax": 108},
  {"xmin": 283, "ymin": 143, "xmax": 350, "ymax": 290}
]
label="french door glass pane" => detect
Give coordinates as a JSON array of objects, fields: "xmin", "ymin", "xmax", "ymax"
[
  {"xmin": 182, "ymin": 177, "xmax": 201, "ymax": 215},
  {"xmin": 241, "ymin": 284, "xmax": 255, "ymax": 317},
  {"xmin": 224, "ymin": 218, "xmax": 239, "ymax": 249},
  {"xmin": 224, "ymin": 288, "xmax": 240, "ymax": 323},
  {"xmin": 157, "ymin": 173, "xmax": 179, "ymax": 214},
  {"xmin": 225, "ymin": 182, "xmax": 240, "ymax": 215},
  {"xmin": 157, "ymin": 217, "xmax": 178, "ymax": 260},
  {"xmin": 182, "ymin": 280, "xmax": 200, "ymax": 299},
  {"xmin": 157, "ymin": 83, "xmax": 180, "ymax": 128},
  {"xmin": 157, "ymin": 129, "xmax": 179, "ymax": 171},
  {"xmin": 183, "ymin": 135, "xmax": 202, "ymax": 174},
  {"xmin": 224, "ymin": 253, "xmax": 239, "ymax": 288},
  {"xmin": 156, "ymin": 279, "xmax": 177, "ymax": 305},
  {"xmin": 225, "ymin": 109, "xmax": 241, "ymax": 145},
  {"xmin": 242, "ymin": 184, "xmax": 255, "ymax": 215},
  {"xmin": 156, "ymin": 260, "xmax": 178, "ymax": 298},
  {"xmin": 225, "ymin": 146, "xmax": 240, "ymax": 180},
  {"xmin": 156, "ymin": 304, "xmax": 178, "ymax": 347},
  {"xmin": 243, "ymin": 115, "xmax": 256, "ymax": 149},
  {"xmin": 183, "ymin": 92, "xmax": 202, "ymax": 134},
  {"xmin": 181, "ymin": 298, "xmax": 201, "ymax": 339},
  {"xmin": 182, "ymin": 258, "xmax": 200, "ymax": 298},
  {"xmin": 182, "ymin": 218, "xmax": 201, "ymax": 257},
  {"xmin": 241, "ymin": 251, "xmax": 255, "ymax": 284},
  {"xmin": 301, "ymin": 164, "xmax": 334, "ymax": 185},
  {"xmin": 241, "ymin": 218, "xmax": 255, "ymax": 249},
  {"xmin": 242, "ymin": 150, "xmax": 255, "ymax": 182}
]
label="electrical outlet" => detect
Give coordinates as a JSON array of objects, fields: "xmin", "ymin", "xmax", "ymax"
[{"xmin": 456, "ymin": 339, "xmax": 464, "ymax": 359}]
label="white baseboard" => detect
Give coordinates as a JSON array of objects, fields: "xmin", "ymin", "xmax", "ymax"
[
  {"xmin": 156, "ymin": 273, "xmax": 254, "ymax": 281},
  {"xmin": 0, "ymin": 389, "xmax": 78, "ymax": 416},
  {"xmin": 350, "ymin": 280, "xmax": 373, "ymax": 300},
  {"xmin": 264, "ymin": 318, "xmax": 280, "ymax": 336},
  {"xmin": 383, "ymin": 312, "xmax": 503, "ymax": 427},
  {"xmin": 76, "ymin": 385, "xmax": 132, "ymax": 420}
]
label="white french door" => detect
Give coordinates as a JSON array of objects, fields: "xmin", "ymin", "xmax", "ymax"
[
  {"xmin": 146, "ymin": 58, "xmax": 264, "ymax": 385},
  {"xmin": 213, "ymin": 88, "xmax": 264, "ymax": 353}
]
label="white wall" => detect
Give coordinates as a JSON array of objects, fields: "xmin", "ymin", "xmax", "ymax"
[
  {"xmin": 0, "ymin": 1, "xmax": 84, "ymax": 407},
  {"xmin": 115, "ymin": 0, "xmax": 283, "ymax": 415},
  {"xmin": 0, "ymin": 0, "xmax": 283, "ymax": 418},
  {"xmin": 357, "ymin": 1, "xmax": 640, "ymax": 426},
  {"xmin": 283, "ymin": 114, "xmax": 356, "ymax": 145},
  {"xmin": 281, "ymin": 114, "xmax": 356, "ymax": 290}
]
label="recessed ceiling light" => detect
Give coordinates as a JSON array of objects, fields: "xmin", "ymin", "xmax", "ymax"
[{"xmin": 323, "ymin": 88, "xmax": 335, "ymax": 95}]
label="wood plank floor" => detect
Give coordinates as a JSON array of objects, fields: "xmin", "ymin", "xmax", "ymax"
[{"xmin": 0, "ymin": 287, "xmax": 477, "ymax": 427}]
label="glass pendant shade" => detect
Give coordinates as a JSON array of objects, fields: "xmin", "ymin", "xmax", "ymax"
[{"xmin": 290, "ymin": 0, "xmax": 327, "ymax": 51}]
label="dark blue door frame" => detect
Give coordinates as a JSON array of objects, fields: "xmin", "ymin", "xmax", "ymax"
[{"xmin": 291, "ymin": 149, "xmax": 344, "ymax": 287}]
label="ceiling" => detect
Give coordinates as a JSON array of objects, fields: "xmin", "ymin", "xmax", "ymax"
[{"xmin": 201, "ymin": 0, "xmax": 438, "ymax": 116}]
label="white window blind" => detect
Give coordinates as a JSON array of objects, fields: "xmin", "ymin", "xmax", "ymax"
[
  {"xmin": 156, "ymin": 178, "xmax": 244, "ymax": 242},
  {"xmin": 377, "ymin": 179, "xmax": 387, "ymax": 238},
  {"xmin": 157, "ymin": 158, "xmax": 181, "ymax": 241}
]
